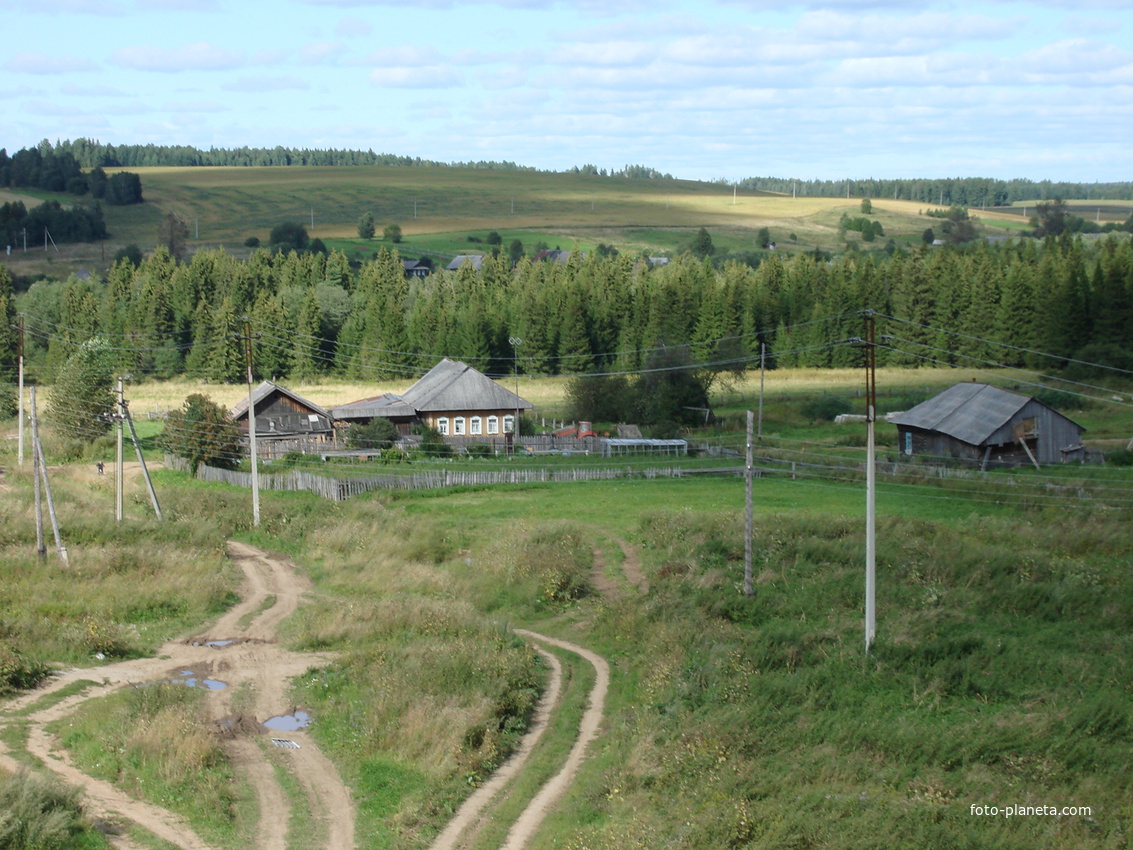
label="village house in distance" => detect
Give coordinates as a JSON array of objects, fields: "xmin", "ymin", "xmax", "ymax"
[
  {"xmin": 228, "ymin": 359, "xmax": 533, "ymax": 458},
  {"xmin": 333, "ymin": 357, "xmax": 534, "ymax": 448}
]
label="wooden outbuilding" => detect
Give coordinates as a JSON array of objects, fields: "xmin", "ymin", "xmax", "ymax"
[
  {"xmin": 230, "ymin": 381, "xmax": 334, "ymax": 457},
  {"xmin": 888, "ymin": 382, "xmax": 1086, "ymax": 469}
]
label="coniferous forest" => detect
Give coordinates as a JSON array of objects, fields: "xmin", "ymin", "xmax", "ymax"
[{"xmin": 3, "ymin": 233, "xmax": 1132, "ymax": 392}]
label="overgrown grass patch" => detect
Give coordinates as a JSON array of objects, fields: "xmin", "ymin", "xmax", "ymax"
[
  {"xmin": 51, "ymin": 683, "xmax": 253, "ymax": 849},
  {"xmin": 537, "ymin": 506, "xmax": 1132, "ymax": 849},
  {"xmin": 0, "ymin": 768, "xmax": 111, "ymax": 849}
]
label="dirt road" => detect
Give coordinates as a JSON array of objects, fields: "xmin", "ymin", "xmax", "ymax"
[
  {"xmin": 0, "ymin": 541, "xmax": 355, "ymax": 850},
  {"xmin": 429, "ymin": 535, "xmax": 641, "ymax": 849}
]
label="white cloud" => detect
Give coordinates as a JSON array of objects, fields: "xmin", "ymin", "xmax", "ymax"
[
  {"xmin": 335, "ymin": 16, "xmax": 373, "ymax": 37},
  {"xmin": 369, "ymin": 66, "xmax": 463, "ymax": 88},
  {"xmin": 3, "ymin": 53, "xmax": 98, "ymax": 74},
  {"xmin": 223, "ymin": 76, "xmax": 312, "ymax": 93},
  {"xmin": 112, "ymin": 42, "xmax": 245, "ymax": 72}
]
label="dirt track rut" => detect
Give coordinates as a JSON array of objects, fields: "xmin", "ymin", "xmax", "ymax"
[{"xmin": 0, "ymin": 541, "xmax": 355, "ymax": 849}]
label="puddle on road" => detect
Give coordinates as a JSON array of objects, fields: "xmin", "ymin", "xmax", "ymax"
[
  {"xmin": 262, "ymin": 710, "xmax": 312, "ymax": 732},
  {"xmin": 190, "ymin": 639, "xmax": 236, "ymax": 648},
  {"xmin": 177, "ymin": 670, "xmax": 228, "ymax": 690}
]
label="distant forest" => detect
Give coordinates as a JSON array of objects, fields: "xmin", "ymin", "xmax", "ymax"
[
  {"xmin": 740, "ymin": 176, "xmax": 1133, "ymax": 207},
  {"xmin": 3, "ymin": 235, "xmax": 1131, "ymax": 406},
  {"xmin": 14, "ymin": 140, "xmax": 1131, "ymax": 207}
]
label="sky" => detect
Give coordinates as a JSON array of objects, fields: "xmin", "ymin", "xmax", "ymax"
[{"xmin": 2, "ymin": 0, "xmax": 1131, "ymax": 184}]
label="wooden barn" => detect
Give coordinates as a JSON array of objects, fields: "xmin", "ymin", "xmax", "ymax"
[
  {"xmin": 889, "ymin": 382, "xmax": 1086, "ymax": 469},
  {"xmin": 230, "ymin": 381, "xmax": 334, "ymax": 457}
]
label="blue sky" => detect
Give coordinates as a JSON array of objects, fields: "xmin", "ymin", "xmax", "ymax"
[{"xmin": 2, "ymin": 0, "xmax": 1131, "ymax": 183}]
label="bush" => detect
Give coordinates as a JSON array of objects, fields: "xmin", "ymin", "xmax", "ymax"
[
  {"xmin": 800, "ymin": 394, "xmax": 851, "ymax": 422},
  {"xmin": 346, "ymin": 418, "xmax": 399, "ymax": 451},
  {"xmin": 1105, "ymin": 449, "xmax": 1133, "ymax": 467},
  {"xmin": 0, "ymin": 383, "xmax": 17, "ymax": 419},
  {"xmin": 0, "ymin": 770, "xmax": 91, "ymax": 848},
  {"xmin": 0, "ymin": 641, "xmax": 51, "ymax": 694},
  {"xmin": 244, "ymin": 236, "xmax": 260, "ymax": 247},
  {"xmin": 417, "ymin": 427, "xmax": 452, "ymax": 458},
  {"xmin": 465, "ymin": 443, "xmax": 494, "ymax": 458}
]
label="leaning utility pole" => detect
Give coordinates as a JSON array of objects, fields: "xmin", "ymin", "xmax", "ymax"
[
  {"xmin": 30, "ymin": 387, "xmax": 66, "ymax": 565},
  {"xmin": 122, "ymin": 397, "xmax": 162, "ymax": 521},
  {"xmin": 240, "ymin": 319, "xmax": 261, "ymax": 527},
  {"xmin": 30, "ymin": 386, "xmax": 44, "ymax": 561}
]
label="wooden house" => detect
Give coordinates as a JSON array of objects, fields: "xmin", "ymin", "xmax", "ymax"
[
  {"xmin": 230, "ymin": 381, "xmax": 334, "ymax": 457},
  {"xmin": 332, "ymin": 358, "xmax": 533, "ymax": 448},
  {"xmin": 889, "ymin": 382, "xmax": 1086, "ymax": 469}
]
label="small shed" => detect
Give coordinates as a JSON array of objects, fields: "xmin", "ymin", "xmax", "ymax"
[
  {"xmin": 889, "ymin": 382, "xmax": 1086, "ymax": 469},
  {"xmin": 230, "ymin": 382, "xmax": 334, "ymax": 458}
]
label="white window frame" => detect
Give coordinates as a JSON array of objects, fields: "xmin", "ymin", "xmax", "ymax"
[
  {"xmin": 437, "ymin": 417, "xmax": 449, "ymax": 435},
  {"xmin": 470, "ymin": 416, "xmax": 482, "ymax": 435},
  {"xmin": 487, "ymin": 415, "xmax": 499, "ymax": 435},
  {"xmin": 504, "ymin": 414, "xmax": 515, "ymax": 434},
  {"xmin": 454, "ymin": 416, "xmax": 466, "ymax": 435}
]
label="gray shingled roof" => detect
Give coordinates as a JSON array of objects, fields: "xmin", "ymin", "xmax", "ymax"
[
  {"xmin": 330, "ymin": 392, "xmax": 416, "ymax": 420},
  {"xmin": 888, "ymin": 383, "xmax": 1030, "ymax": 446},
  {"xmin": 230, "ymin": 381, "xmax": 331, "ymax": 421},
  {"xmin": 402, "ymin": 358, "xmax": 533, "ymax": 413}
]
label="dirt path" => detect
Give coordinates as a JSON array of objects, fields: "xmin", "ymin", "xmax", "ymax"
[
  {"xmin": 0, "ymin": 541, "xmax": 355, "ymax": 850},
  {"xmin": 589, "ymin": 535, "xmax": 648, "ymax": 598},
  {"xmin": 428, "ymin": 532, "xmax": 638, "ymax": 849}
]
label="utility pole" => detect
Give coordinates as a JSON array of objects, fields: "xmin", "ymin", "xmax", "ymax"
[
  {"xmin": 240, "ymin": 319, "xmax": 261, "ymax": 526},
  {"xmin": 116, "ymin": 378, "xmax": 125, "ymax": 523},
  {"xmin": 30, "ymin": 386, "xmax": 44, "ymax": 560},
  {"xmin": 17, "ymin": 316, "xmax": 24, "ymax": 466},
  {"xmin": 862, "ymin": 312, "xmax": 878, "ymax": 654},
  {"xmin": 509, "ymin": 336, "xmax": 522, "ymax": 455},
  {"xmin": 122, "ymin": 397, "xmax": 162, "ymax": 520},
  {"xmin": 29, "ymin": 386, "xmax": 66, "ymax": 565},
  {"xmin": 744, "ymin": 410, "xmax": 754, "ymax": 597},
  {"xmin": 758, "ymin": 343, "xmax": 766, "ymax": 441}
]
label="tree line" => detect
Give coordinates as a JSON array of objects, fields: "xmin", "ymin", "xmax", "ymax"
[
  {"xmin": 0, "ymin": 145, "xmax": 142, "ymax": 204},
  {"xmin": 3, "ymin": 231, "xmax": 1131, "ymax": 401},
  {"xmin": 740, "ymin": 176, "xmax": 1133, "ymax": 207}
]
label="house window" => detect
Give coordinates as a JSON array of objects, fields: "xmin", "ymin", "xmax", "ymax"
[
  {"xmin": 437, "ymin": 417, "xmax": 449, "ymax": 435},
  {"xmin": 487, "ymin": 415, "xmax": 499, "ymax": 435},
  {"xmin": 504, "ymin": 414, "xmax": 515, "ymax": 434},
  {"xmin": 470, "ymin": 416, "xmax": 482, "ymax": 435},
  {"xmin": 904, "ymin": 431, "xmax": 912, "ymax": 455},
  {"xmin": 454, "ymin": 416, "xmax": 466, "ymax": 435}
]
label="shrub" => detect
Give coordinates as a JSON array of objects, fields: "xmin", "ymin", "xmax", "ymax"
[
  {"xmin": 0, "ymin": 770, "xmax": 90, "ymax": 848},
  {"xmin": 465, "ymin": 443, "xmax": 493, "ymax": 458},
  {"xmin": 346, "ymin": 418, "xmax": 399, "ymax": 451},
  {"xmin": 244, "ymin": 236, "xmax": 260, "ymax": 247},
  {"xmin": 0, "ymin": 641, "xmax": 51, "ymax": 694},
  {"xmin": 800, "ymin": 394, "xmax": 852, "ymax": 422},
  {"xmin": 417, "ymin": 427, "xmax": 452, "ymax": 458}
]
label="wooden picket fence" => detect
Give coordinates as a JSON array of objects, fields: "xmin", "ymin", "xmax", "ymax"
[{"xmin": 164, "ymin": 455, "xmax": 723, "ymax": 502}]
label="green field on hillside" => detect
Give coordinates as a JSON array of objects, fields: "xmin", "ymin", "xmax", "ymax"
[{"xmin": 1, "ymin": 165, "xmax": 1037, "ymax": 280}]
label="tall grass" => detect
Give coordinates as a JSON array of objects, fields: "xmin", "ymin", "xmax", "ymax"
[
  {"xmin": 0, "ymin": 769, "xmax": 109, "ymax": 849},
  {"xmin": 54, "ymin": 683, "xmax": 251, "ymax": 849},
  {"xmin": 534, "ymin": 506, "xmax": 1132, "ymax": 849}
]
